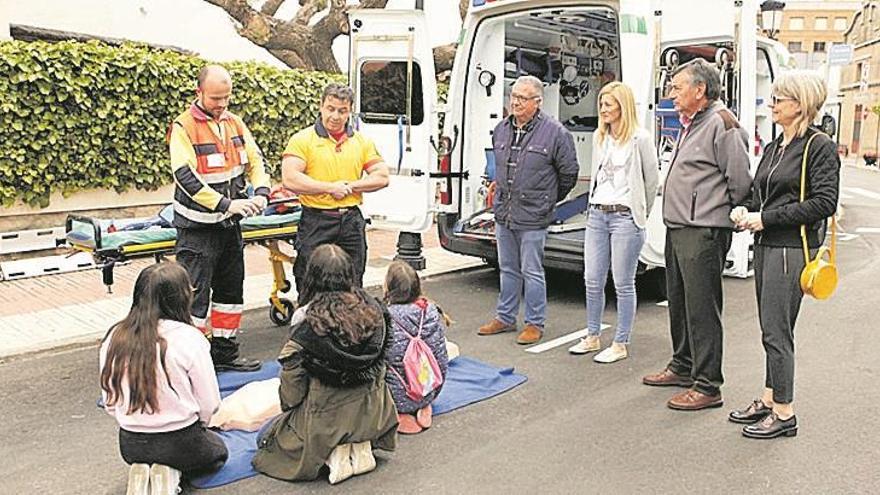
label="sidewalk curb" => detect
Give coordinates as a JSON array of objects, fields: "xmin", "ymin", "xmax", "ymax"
[{"xmin": 0, "ymin": 258, "xmax": 485, "ymax": 361}]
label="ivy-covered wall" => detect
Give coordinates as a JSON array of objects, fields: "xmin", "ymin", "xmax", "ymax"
[{"xmin": 0, "ymin": 40, "xmax": 344, "ymax": 207}]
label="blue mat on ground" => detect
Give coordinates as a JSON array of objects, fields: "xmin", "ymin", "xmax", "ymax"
[{"xmin": 189, "ymin": 356, "xmax": 527, "ymax": 489}]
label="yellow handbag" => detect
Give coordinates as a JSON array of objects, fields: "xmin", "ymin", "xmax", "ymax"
[{"xmin": 798, "ymin": 133, "xmax": 837, "ymax": 299}]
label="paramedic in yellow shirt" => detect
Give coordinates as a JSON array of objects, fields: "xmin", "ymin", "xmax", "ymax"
[{"xmin": 281, "ymin": 83, "xmax": 390, "ymax": 296}]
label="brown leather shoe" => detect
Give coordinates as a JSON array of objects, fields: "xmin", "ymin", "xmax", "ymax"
[
  {"xmin": 516, "ymin": 324, "xmax": 543, "ymax": 345},
  {"xmin": 478, "ymin": 318, "xmax": 516, "ymax": 336},
  {"xmin": 642, "ymin": 368, "xmax": 694, "ymax": 387},
  {"xmin": 667, "ymin": 389, "xmax": 723, "ymax": 411}
]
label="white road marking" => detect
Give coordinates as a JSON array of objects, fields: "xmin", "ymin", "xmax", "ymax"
[
  {"xmin": 855, "ymin": 227, "xmax": 880, "ymax": 234},
  {"xmin": 844, "ymin": 187, "xmax": 880, "ymax": 201},
  {"xmin": 524, "ymin": 324, "xmax": 610, "ymax": 354},
  {"xmin": 837, "ymin": 233, "xmax": 860, "ymax": 241},
  {"xmin": 656, "ymin": 300, "xmax": 669, "ymax": 307},
  {"xmin": 840, "ymin": 192, "xmax": 854, "ymax": 199}
]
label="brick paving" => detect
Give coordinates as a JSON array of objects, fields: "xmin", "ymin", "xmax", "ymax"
[{"xmin": 0, "ymin": 226, "xmax": 480, "ymax": 358}]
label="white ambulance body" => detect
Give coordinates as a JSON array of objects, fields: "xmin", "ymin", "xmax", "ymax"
[{"xmin": 347, "ymin": 0, "xmax": 792, "ymax": 287}]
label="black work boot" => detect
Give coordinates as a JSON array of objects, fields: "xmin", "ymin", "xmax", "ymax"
[{"xmin": 211, "ymin": 336, "xmax": 261, "ymax": 372}]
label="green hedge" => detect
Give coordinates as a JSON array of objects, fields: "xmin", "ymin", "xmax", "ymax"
[{"xmin": 0, "ymin": 40, "xmax": 344, "ymax": 207}]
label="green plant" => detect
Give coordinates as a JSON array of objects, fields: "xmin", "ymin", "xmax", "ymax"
[{"xmin": 0, "ymin": 40, "xmax": 343, "ymax": 207}]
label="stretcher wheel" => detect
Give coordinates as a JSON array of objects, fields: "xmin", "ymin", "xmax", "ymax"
[
  {"xmin": 269, "ymin": 298, "xmax": 295, "ymax": 326},
  {"xmin": 279, "ymin": 280, "xmax": 291, "ymax": 293}
]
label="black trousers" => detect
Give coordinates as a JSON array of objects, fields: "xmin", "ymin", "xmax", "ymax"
[
  {"xmin": 293, "ymin": 206, "xmax": 367, "ymax": 299},
  {"xmin": 119, "ymin": 421, "xmax": 228, "ymax": 477},
  {"xmin": 665, "ymin": 227, "xmax": 732, "ymax": 396},
  {"xmin": 754, "ymin": 245, "xmax": 811, "ymax": 404},
  {"xmin": 175, "ymin": 225, "xmax": 245, "ymax": 364}
]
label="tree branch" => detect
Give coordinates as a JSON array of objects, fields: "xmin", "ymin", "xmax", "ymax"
[
  {"xmin": 260, "ymin": 0, "xmax": 286, "ymax": 16},
  {"xmin": 205, "ymin": 0, "xmax": 276, "ymax": 45},
  {"xmin": 293, "ymin": 0, "xmax": 325, "ymax": 25},
  {"xmin": 203, "ymin": 0, "xmax": 255, "ymax": 26},
  {"xmin": 312, "ymin": 0, "xmax": 350, "ymax": 40}
]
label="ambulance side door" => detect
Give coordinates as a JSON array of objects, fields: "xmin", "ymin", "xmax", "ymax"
[{"xmin": 348, "ymin": 9, "xmax": 437, "ymax": 233}]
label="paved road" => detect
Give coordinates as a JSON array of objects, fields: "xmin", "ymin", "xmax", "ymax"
[{"xmin": 2, "ymin": 167, "xmax": 879, "ymax": 494}]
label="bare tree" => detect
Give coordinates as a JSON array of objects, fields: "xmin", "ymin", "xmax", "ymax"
[
  {"xmin": 204, "ymin": 0, "xmax": 390, "ymax": 72},
  {"xmin": 206, "ymin": 0, "xmax": 469, "ymax": 73}
]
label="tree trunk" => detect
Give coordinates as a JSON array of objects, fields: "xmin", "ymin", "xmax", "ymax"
[
  {"xmin": 433, "ymin": 44, "xmax": 457, "ymax": 73},
  {"xmin": 205, "ymin": 0, "xmax": 389, "ymax": 73},
  {"xmin": 205, "ymin": 0, "xmax": 467, "ymax": 75}
]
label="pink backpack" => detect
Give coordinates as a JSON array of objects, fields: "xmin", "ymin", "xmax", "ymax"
[{"xmin": 388, "ymin": 308, "xmax": 444, "ymax": 401}]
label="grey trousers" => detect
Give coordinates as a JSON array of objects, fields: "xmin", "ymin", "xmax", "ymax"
[{"xmin": 754, "ymin": 244, "xmax": 812, "ymax": 404}]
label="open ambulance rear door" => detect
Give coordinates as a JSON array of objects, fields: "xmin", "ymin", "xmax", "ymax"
[{"xmin": 348, "ymin": 9, "xmax": 438, "ymax": 233}]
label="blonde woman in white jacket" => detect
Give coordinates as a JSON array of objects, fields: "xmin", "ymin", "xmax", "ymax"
[{"xmin": 569, "ymin": 82, "xmax": 659, "ymax": 363}]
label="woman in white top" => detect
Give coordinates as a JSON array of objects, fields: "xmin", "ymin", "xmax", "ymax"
[
  {"xmin": 100, "ymin": 262, "xmax": 226, "ymax": 495},
  {"xmin": 569, "ymin": 82, "xmax": 659, "ymax": 363}
]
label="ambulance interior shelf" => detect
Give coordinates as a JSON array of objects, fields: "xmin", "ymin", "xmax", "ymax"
[
  {"xmin": 455, "ymin": 190, "xmax": 591, "ymax": 240},
  {"xmin": 65, "ymin": 195, "xmax": 302, "ymax": 326},
  {"xmin": 500, "ymin": 9, "xmax": 619, "ymax": 134}
]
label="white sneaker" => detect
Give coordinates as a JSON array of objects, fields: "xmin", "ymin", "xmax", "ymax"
[
  {"xmin": 568, "ymin": 335, "xmax": 601, "ymax": 354},
  {"xmin": 593, "ymin": 343, "xmax": 628, "ymax": 364},
  {"xmin": 126, "ymin": 463, "xmax": 150, "ymax": 495},
  {"xmin": 149, "ymin": 464, "xmax": 181, "ymax": 495},
  {"xmin": 326, "ymin": 443, "xmax": 354, "ymax": 484},
  {"xmin": 350, "ymin": 441, "xmax": 377, "ymax": 476}
]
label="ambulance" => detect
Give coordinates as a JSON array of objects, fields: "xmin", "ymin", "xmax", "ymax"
[{"xmin": 346, "ymin": 0, "xmax": 793, "ymax": 293}]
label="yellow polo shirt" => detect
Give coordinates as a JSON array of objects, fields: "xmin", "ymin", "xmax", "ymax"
[{"xmin": 283, "ymin": 125, "xmax": 383, "ymax": 209}]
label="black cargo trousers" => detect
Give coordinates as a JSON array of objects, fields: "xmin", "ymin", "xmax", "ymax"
[
  {"xmin": 175, "ymin": 224, "xmax": 245, "ymax": 365},
  {"xmin": 292, "ymin": 206, "xmax": 367, "ymax": 303}
]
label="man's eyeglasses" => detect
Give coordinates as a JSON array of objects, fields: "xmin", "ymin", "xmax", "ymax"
[
  {"xmin": 511, "ymin": 94, "xmax": 541, "ymax": 103},
  {"xmin": 770, "ymin": 95, "xmax": 794, "ymax": 105}
]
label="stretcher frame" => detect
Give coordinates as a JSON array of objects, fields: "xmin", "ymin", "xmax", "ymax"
[{"xmin": 65, "ymin": 213, "xmax": 299, "ymax": 327}]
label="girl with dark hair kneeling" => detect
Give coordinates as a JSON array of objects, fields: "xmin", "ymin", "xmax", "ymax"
[
  {"xmin": 100, "ymin": 262, "xmax": 227, "ymax": 495},
  {"xmin": 253, "ymin": 244, "xmax": 398, "ymax": 484}
]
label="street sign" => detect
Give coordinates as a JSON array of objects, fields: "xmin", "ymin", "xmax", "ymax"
[{"xmin": 828, "ymin": 44, "xmax": 853, "ymax": 66}]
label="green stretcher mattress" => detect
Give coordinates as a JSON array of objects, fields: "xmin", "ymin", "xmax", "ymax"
[{"xmin": 66, "ymin": 204, "xmax": 300, "ymax": 252}]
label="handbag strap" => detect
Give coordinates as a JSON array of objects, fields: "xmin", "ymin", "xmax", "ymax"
[{"xmin": 798, "ymin": 132, "xmax": 835, "ymax": 265}]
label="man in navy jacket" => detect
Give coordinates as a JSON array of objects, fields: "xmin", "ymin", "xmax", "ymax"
[{"xmin": 478, "ymin": 75, "xmax": 579, "ymax": 345}]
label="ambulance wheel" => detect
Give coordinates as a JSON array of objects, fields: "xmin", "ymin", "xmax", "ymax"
[{"xmin": 269, "ymin": 298, "xmax": 295, "ymax": 326}]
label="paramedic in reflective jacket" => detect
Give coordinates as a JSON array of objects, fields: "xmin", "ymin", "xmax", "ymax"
[
  {"xmin": 169, "ymin": 65, "xmax": 270, "ymax": 372},
  {"xmin": 477, "ymin": 75, "xmax": 579, "ymax": 345}
]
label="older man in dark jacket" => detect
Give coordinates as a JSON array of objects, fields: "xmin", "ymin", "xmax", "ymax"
[{"xmin": 478, "ymin": 75, "xmax": 579, "ymax": 345}]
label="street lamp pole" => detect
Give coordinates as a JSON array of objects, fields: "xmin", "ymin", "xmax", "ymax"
[{"xmin": 759, "ymin": 0, "xmax": 786, "ymax": 40}]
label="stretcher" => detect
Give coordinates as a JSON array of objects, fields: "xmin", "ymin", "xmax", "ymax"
[{"xmin": 65, "ymin": 202, "xmax": 301, "ymax": 326}]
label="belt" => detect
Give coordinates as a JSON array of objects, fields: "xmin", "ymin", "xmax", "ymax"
[
  {"xmin": 591, "ymin": 204, "xmax": 630, "ymax": 213},
  {"xmin": 303, "ymin": 206, "xmax": 358, "ymax": 217}
]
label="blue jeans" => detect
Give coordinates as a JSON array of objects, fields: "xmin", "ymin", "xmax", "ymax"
[
  {"xmin": 495, "ymin": 223, "xmax": 548, "ymax": 327},
  {"xmin": 583, "ymin": 209, "xmax": 645, "ymax": 343}
]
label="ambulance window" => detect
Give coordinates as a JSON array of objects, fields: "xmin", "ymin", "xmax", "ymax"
[{"xmin": 359, "ymin": 60, "xmax": 425, "ymax": 125}]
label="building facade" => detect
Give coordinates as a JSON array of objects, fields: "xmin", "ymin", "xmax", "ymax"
[
  {"xmin": 771, "ymin": 1, "xmax": 859, "ymax": 70},
  {"xmin": 839, "ymin": 2, "xmax": 880, "ymax": 156}
]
